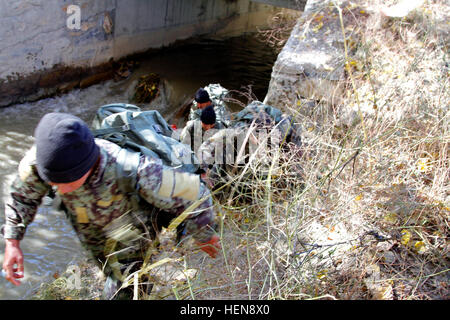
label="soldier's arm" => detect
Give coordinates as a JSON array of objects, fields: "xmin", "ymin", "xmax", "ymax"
[
  {"xmin": 179, "ymin": 120, "xmax": 194, "ymax": 145},
  {"xmin": 214, "ymin": 105, "xmax": 232, "ymax": 127},
  {"xmin": 188, "ymin": 107, "xmax": 201, "ymax": 121},
  {"xmin": 2, "ymin": 146, "xmax": 50, "ymax": 285},
  {"xmin": 136, "ymin": 156, "xmax": 216, "ymax": 243},
  {"xmin": 2, "ymin": 146, "xmax": 50, "ymax": 240}
]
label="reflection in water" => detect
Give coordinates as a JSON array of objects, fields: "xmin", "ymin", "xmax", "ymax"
[{"xmin": 0, "ymin": 34, "xmax": 277, "ymax": 299}]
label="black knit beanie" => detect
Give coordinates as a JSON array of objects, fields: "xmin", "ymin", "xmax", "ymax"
[
  {"xmin": 34, "ymin": 112, "xmax": 100, "ymax": 183},
  {"xmin": 200, "ymin": 105, "xmax": 216, "ymax": 125},
  {"xmin": 195, "ymin": 88, "xmax": 210, "ymax": 104}
]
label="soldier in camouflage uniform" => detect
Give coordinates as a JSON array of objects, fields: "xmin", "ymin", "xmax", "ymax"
[
  {"xmin": 181, "ymin": 105, "xmax": 226, "ymax": 154},
  {"xmin": 1, "ymin": 113, "xmax": 220, "ymax": 299},
  {"xmin": 188, "ymin": 86, "xmax": 232, "ymax": 128},
  {"xmin": 197, "ymin": 101, "xmax": 302, "ymax": 188}
]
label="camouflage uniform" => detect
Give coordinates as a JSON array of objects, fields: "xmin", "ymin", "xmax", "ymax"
[
  {"xmin": 180, "ymin": 119, "xmax": 226, "ymax": 153},
  {"xmin": 189, "ymin": 84, "xmax": 232, "ymax": 127},
  {"xmin": 1, "ymin": 139, "xmax": 216, "ymax": 297},
  {"xmin": 232, "ymin": 101, "xmax": 302, "ymax": 147},
  {"xmin": 188, "ymin": 102, "xmax": 232, "ymax": 128},
  {"xmin": 197, "ymin": 105, "xmax": 303, "ymax": 186},
  {"xmin": 196, "ymin": 125, "xmax": 273, "ymax": 183}
]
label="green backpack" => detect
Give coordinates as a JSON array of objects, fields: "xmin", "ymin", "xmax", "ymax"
[
  {"xmin": 232, "ymin": 101, "xmax": 283, "ymax": 124},
  {"xmin": 231, "ymin": 101, "xmax": 301, "ymax": 145},
  {"xmin": 91, "ymin": 103, "xmax": 200, "ymax": 207}
]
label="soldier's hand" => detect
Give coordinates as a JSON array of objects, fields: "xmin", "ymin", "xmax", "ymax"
[
  {"xmin": 196, "ymin": 235, "xmax": 221, "ymax": 259},
  {"xmin": 200, "ymin": 170, "xmax": 214, "ymax": 189},
  {"xmin": 3, "ymin": 239, "xmax": 24, "ymax": 286}
]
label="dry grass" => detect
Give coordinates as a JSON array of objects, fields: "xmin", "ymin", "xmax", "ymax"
[
  {"xmin": 256, "ymin": 9, "xmax": 302, "ymax": 52},
  {"xmin": 35, "ymin": 0, "xmax": 448, "ymax": 300},
  {"xmin": 162, "ymin": 0, "xmax": 449, "ymax": 300},
  {"xmin": 31, "ymin": 259, "xmax": 105, "ymax": 300}
]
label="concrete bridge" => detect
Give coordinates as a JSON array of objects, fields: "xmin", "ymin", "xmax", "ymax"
[{"xmin": 0, "ymin": 0, "xmax": 307, "ymax": 107}]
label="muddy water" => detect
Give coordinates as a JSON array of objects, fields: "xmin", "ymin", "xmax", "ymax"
[{"xmin": 0, "ymin": 34, "xmax": 278, "ymax": 299}]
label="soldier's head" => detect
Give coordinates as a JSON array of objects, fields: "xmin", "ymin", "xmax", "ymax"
[
  {"xmin": 200, "ymin": 105, "xmax": 216, "ymax": 131},
  {"xmin": 34, "ymin": 113, "xmax": 100, "ymax": 194},
  {"xmin": 195, "ymin": 88, "xmax": 212, "ymax": 109}
]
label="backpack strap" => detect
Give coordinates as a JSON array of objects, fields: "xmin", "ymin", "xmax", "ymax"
[
  {"xmin": 92, "ymin": 123, "xmax": 136, "ymax": 138},
  {"xmin": 114, "ymin": 146, "xmax": 187, "ymax": 240},
  {"xmin": 115, "ymin": 148, "xmax": 141, "ymax": 210}
]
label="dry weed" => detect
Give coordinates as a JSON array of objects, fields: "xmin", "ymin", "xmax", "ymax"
[{"xmin": 114, "ymin": 0, "xmax": 449, "ymax": 300}]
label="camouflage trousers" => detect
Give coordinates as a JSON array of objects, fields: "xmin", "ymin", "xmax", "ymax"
[
  {"xmin": 59, "ymin": 198, "xmax": 183, "ymax": 300},
  {"xmin": 100, "ymin": 209, "xmax": 185, "ymax": 300}
]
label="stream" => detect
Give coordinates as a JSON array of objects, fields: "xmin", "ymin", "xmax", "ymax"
[{"xmin": 0, "ymin": 34, "xmax": 278, "ymax": 299}]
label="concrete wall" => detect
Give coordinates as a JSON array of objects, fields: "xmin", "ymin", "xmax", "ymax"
[
  {"xmin": 0, "ymin": 0, "xmax": 279, "ymax": 107},
  {"xmin": 251, "ymin": 0, "xmax": 306, "ymax": 10},
  {"xmin": 0, "ymin": 1, "xmax": 111, "ymax": 81}
]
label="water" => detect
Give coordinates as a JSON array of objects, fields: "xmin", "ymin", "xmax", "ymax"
[{"xmin": 0, "ymin": 34, "xmax": 278, "ymax": 299}]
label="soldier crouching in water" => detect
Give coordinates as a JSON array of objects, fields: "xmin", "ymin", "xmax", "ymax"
[{"xmin": 1, "ymin": 113, "xmax": 220, "ymax": 299}]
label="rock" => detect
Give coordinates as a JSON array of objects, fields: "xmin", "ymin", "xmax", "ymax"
[
  {"xmin": 173, "ymin": 269, "xmax": 198, "ymax": 283},
  {"xmin": 380, "ymin": 0, "xmax": 425, "ymax": 18},
  {"xmin": 364, "ymin": 264, "xmax": 393, "ymax": 300},
  {"xmin": 103, "ymin": 12, "xmax": 113, "ymax": 34},
  {"xmin": 382, "ymin": 251, "xmax": 396, "ymax": 264},
  {"xmin": 264, "ymin": 0, "xmax": 362, "ymax": 109}
]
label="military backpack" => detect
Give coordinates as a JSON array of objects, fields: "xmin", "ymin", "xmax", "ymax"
[{"xmin": 91, "ymin": 103, "xmax": 199, "ymax": 209}]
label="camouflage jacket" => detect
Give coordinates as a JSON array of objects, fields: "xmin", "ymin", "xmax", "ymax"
[
  {"xmin": 196, "ymin": 114, "xmax": 302, "ymax": 185},
  {"xmin": 196, "ymin": 127, "xmax": 250, "ymax": 177},
  {"xmin": 180, "ymin": 119, "xmax": 226, "ymax": 153},
  {"xmin": 2, "ymin": 139, "xmax": 216, "ymax": 272},
  {"xmin": 188, "ymin": 102, "xmax": 232, "ymax": 128}
]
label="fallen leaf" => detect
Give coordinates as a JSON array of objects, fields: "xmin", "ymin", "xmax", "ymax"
[
  {"xmin": 312, "ymin": 22, "xmax": 323, "ymax": 33},
  {"xmin": 400, "ymin": 229, "xmax": 411, "ymax": 246},
  {"xmin": 383, "ymin": 212, "xmax": 398, "ymax": 224},
  {"xmin": 317, "ymin": 269, "xmax": 328, "ymax": 280},
  {"xmin": 313, "ymin": 14, "xmax": 324, "ymax": 23},
  {"xmin": 416, "ymin": 158, "xmax": 432, "ymax": 172},
  {"xmin": 414, "ymin": 241, "xmax": 426, "ymax": 254}
]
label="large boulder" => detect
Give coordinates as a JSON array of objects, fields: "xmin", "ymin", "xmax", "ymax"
[{"xmin": 264, "ymin": 0, "xmax": 358, "ymax": 109}]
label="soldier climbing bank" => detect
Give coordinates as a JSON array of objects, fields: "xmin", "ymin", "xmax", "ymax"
[{"xmin": 1, "ymin": 112, "xmax": 220, "ymax": 299}]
